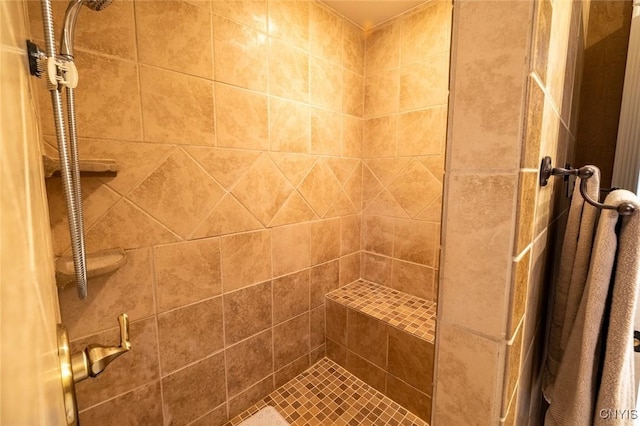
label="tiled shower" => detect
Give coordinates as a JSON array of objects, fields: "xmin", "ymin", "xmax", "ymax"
[
  {"xmin": 1, "ymin": 0, "xmax": 590, "ymax": 424},
  {"xmin": 27, "ymin": 0, "xmax": 450, "ymax": 424}
]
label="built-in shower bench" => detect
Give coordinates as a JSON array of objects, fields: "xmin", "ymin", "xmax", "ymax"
[{"xmin": 324, "ymin": 280, "xmax": 437, "ymax": 421}]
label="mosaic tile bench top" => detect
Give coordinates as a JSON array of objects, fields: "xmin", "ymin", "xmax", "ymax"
[
  {"xmin": 326, "ymin": 280, "xmax": 437, "ymax": 342},
  {"xmin": 226, "ymin": 358, "xmax": 428, "ymax": 426}
]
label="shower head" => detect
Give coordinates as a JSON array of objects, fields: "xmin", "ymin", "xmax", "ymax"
[{"xmin": 60, "ymin": 0, "xmax": 114, "ymax": 58}]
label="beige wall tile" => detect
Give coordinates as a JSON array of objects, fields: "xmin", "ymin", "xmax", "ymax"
[
  {"xmin": 309, "ymin": 2, "xmax": 342, "ymax": 65},
  {"xmin": 225, "ymin": 330, "xmax": 273, "ymax": 396},
  {"xmin": 224, "ymin": 281, "xmax": 272, "ymax": 345},
  {"xmin": 211, "ymin": 0, "xmax": 267, "ymax": 32},
  {"xmin": 71, "ymin": 318, "xmax": 159, "ymax": 410},
  {"xmin": 502, "ymin": 325, "xmax": 524, "ymax": 417},
  {"xmin": 213, "ymin": 16, "xmax": 268, "ymax": 91},
  {"xmin": 386, "ymin": 375, "xmax": 431, "ymax": 421},
  {"xmin": 84, "ymin": 199, "xmax": 179, "ymax": 251},
  {"xmin": 340, "ymin": 252, "xmax": 361, "ymax": 286},
  {"xmin": 364, "ymin": 70, "xmax": 400, "ymax": 117},
  {"xmin": 363, "ymin": 116, "xmax": 397, "ymax": 158},
  {"xmin": 269, "ymin": 38, "xmax": 309, "ymax": 102},
  {"xmin": 78, "ymin": 382, "xmax": 163, "ymax": 426},
  {"xmin": 157, "ymin": 297, "xmax": 223, "ymax": 374},
  {"xmin": 341, "ymin": 214, "xmax": 361, "ymax": 255},
  {"xmin": 346, "ymin": 351, "xmax": 386, "ymax": 393},
  {"xmin": 391, "ymin": 260, "xmax": 435, "ymax": 300},
  {"xmin": 365, "ymin": 158, "xmax": 410, "ymax": 186},
  {"xmin": 273, "ymin": 313, "xmax": 310, "ymax": 369},
  {"xmin": 365, "ymin": 22, "xmax": 400, "ymax": 77},
  {"xmin": 228, "ymin": 376, "xmax": 275, "ymax": 418},
  {"xmin": 154, "ymin": 238, "xmax": 222, "ymax": 313},
  {"xmin": 508, "ymin": 250, "xmax": 531, "ymax": 339},
  {"xmin": 310, "ymin": 57, "xmax": 343, "ymax": 111},
  {"xmin": 522, "ymin": 77, "xmax": 545, "ymax": 169},
  {"xmin": 215, "ymin": 83, "xmax": 269, "ymax": 149},
  {"xmin": 129, "ymin": 149, "xmax": 225, "ymax": 238},
  {"xmin": 186, "ymin": 147, "xmax": 261, "ymax": 190},
  {"xmin": 394, "ymin": 219, "xmax": 437, "ymax": 266},
  {"xmin": 361, "ymin": 252, "xmax": 391, "ymax": 286},
  {"xmin": 342, "ymin": 116, "xmax": 363, "ymax": 158},
  {"xmin": 343, "ymin": 69, "xmax": 364, "ymax": 117},
  {"xmin": 59, "ymin": 248, "xmax": 154, "ymax": 337},
  {"xmin": 298, "ymin": 161, "xmax": 342, "ymax": 217},
  {"xmin": 327, "ymin": 339, "xmax": 347, "ymax": 367},
  {"xmin": 532, "ymin": 0, "xmax": 552, "ymax": 85},
  {"xmin": 347, "ymin": 310, "xmax": 388, "ymax": 368},
  {"xmin": 140, "ymin": 65, "xmax": 214, "ymax": 146},
  {"xmin": 310, "ymin": 305, "xmax": 325, "ymax": 348},
  {"xmin": 269, "ymin": 97, "xmax": 310, "ymax": 153},
  {"xmin": 231, "ymin": 154, "xmax": 295, "ymax": 226},
  {"xmin": 275, "ymin": 355, "xmax": 310, "ymax": 388},
  {"xmin": 362, "ymin": 215, "xmax": 394, "ymax": 256},
  {"xmin": 326, "ymin": 299, "xmax": 347, "ymax": 345},
  {"xmin": 273, "ymin": 270, "xmax": 310, "ymax": 324},
  {"xmin": 434, "ymin": 324, "xmax": 502, "ymax": 424},
  {"xmin": 514, "ymin": 171, "xmax": 538, "ymax": 255},
  {"xmin": 136, "ymin": 0, "xmax": 213, "ymax": 79},
  {"xmin": 387, "ymin": 160, "xmax": 442, "ymax": 218},
  {"xmin": 192, "ymin": 194, "xmax": 264, "ymax": 238},
  {"xmin": 397, "ymin": 107, "xmax": 447, "ymax": 156},
  {"xmin": 401, "ymin": 1, "xmax": 452, "ymax": 65},
  {"xmin": 270, "ymin": 192, "xmax": 318, "ymax": 226},
  {"xmin": 400, "ymin": 52, "xmax": 449, "ymax": 111},
  {"xmin": 388, "ymin": 328, "xmax": 434, "ymax": 395},
  {"xmin": 310, "ymin": 108, "xmax": 342, "ymax": 155},
  {"xmin": 441, "ymin": 173, "xmax": 516, "ymax": 337},
  {"xmin": 268, "ymin": 0, "xmax": 309, "ymax": 47},
  {"xmin": 221, "ymin": 230, "xmax": 272, "ymax": 292},
  {"xmin": 343, "ymin": 20, "xmax": 365, "ymax": 74},
  {"xmin": 68, "ymin": 52, "xmax": 142, "ymax": 141},
  {"xmin": 162, "ymin": 353, "xmax": 226, "ymax": 425},
  {"xmin": 46, "ymin": 177, "xmax": 120, "ymax": 256},
  {"xmin": 271, "ymin": 223, "xmax": 311, "ymax": 277},
  {"xmin": 28, "ymin": 0, "xmax": 137, "ymax": 61},
  {"xmin": 448, "ymin": 0, "xmax": 531, "ymax": 171},
  {"xmin": 310, "ymin": 218, "xmax": 341, "ymax": 265},
  {"xmin": 190, "ymin": 404, "xmax": 227, "ymax": 426},
  {"xmin": 310, "ymin": 260, "xmax": 339, "ymax": 308}
]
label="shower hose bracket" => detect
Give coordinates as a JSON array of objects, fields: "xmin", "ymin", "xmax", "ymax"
[{"xmin": 26, "ymin": 40, "xmax": 78, "ymax": 90}]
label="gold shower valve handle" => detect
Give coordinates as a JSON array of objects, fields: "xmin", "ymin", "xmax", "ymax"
[{"xmin": 70, "ymin": 314, "xmax": 132, "ymax": 383}]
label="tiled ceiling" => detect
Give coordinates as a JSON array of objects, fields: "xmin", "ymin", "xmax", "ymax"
[{"xmin": 322, "ymin": 1, "xmax": 426, "ymax": 28}]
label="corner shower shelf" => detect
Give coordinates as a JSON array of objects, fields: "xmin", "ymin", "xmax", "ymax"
[
  {"xmin": 43, "ymin": 154, "xmax": 119, "ymax": 178},
  {"xmin": 55, "ymin": 248, "xmax": 127, "ymax": 289}
]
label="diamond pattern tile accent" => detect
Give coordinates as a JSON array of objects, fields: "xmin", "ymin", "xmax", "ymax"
[
  {"xmin": 324, "ymin": 157, "xmax": 359, "ymax": 184},
  {"xmin": 129, "ymin": 149, "xmax": 225, "ymax": 237},
  {"xmin": 192, "ymin": 194, "xmax": 263, "ymax": 238},
  {"xmin": 85, "ymin": 199, "xmax": 179, "ymax": 251},
  {"xmin": 325, "ymin": 189, "xmax": 357, "ymax": 217},
  {"xmin": 387, "ymin": 160, "xmax": 441, "ymax": 218},
  {"xmin": 231, "ymin": 154, "xmax": 295, "ymax": 226},
  {"xmin": 365, "ymin": 189, "xmax": 409, "ymax": 218},
  {"xmin": 270, "ymin": 192, "xmax": 318, "ymax": 227},
  {"xmin": 362, "ymin": 165, "xmax": 384, "ymax": 209},
  {"xmin": 187, "ymin": 147, "xmax": 261, "ymax": 190},
  {"xmin": 298, "ymin": 160, "xmax": 342, "ymax": 217},
  {"xmin": 343, "ymin": 163, "xmax": 363, "ymax": 212},
  {"xmin": 270, "ymin": 153, "xmax": 317, "ymax": 187},
  {"xmin": 364, "ymin": 158, "xmax": 411, "ymax": 186}
]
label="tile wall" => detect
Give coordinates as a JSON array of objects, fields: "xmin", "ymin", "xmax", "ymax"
[
  {"xmin": 27, "ymin": 0, "xmax": 366, "ymax": 424},
  {"xmin": 360, "ymin": 1, "xmax": 451, "ymax": 301},
  {"xmin": 435, "ymin": 0, "xmax": 589, "ymax": 424}
]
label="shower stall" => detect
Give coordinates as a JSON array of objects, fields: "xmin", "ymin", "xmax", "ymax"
[{"xmin": 1, "ymin": 0, "xmax": 592, "ymax": 424}]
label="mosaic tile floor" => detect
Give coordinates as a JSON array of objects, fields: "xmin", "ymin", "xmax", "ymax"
[
  {"xmin": 325, "ymin": 280, "xmax": 437, "ymax": 342},
  {"xmin": 226, "ymin": 358, "xmax": 428, "ymax": 426}
]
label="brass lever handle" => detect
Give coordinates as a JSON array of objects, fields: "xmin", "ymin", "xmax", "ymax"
[{"xmin": 71, "ymin": 314, "xmax": 132, "ymax": 383}]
